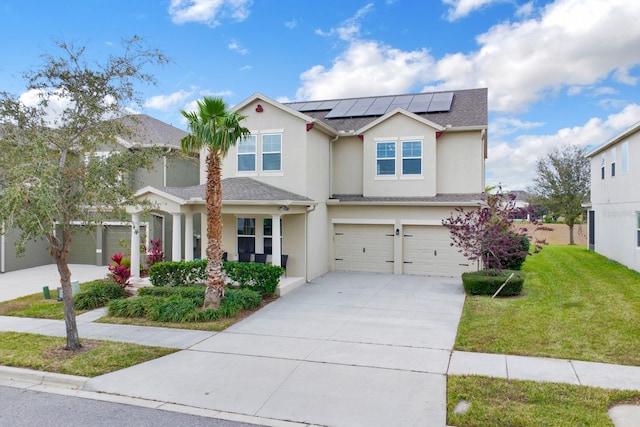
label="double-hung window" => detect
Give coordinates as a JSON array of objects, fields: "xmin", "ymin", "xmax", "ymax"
[
  {"xmin": 601, "ymin": 154, "xmax": 606, "ymax": 180},
  {"xmin": 262, "ymin": 134, "xmax": 282, "ymax": 172},
  {"xmin": 237, "ymin": 135, "xmax": 256, "ymax": 172},
  {"xmin": 611, "ymin": 147, "xmax": 617, "ymax": 177},
  {"xmin": 376, "ymin": 141, "xmax": 396, "ymax": 176},
  {"xmin": 402, "ymin": 141, "xmax": 422, "ymax": 175},
  {"xmin": 237, "ymin": 218, "xmax": 255, "ymax": 254},
  {"xmin": 263, "ymin": 218, "xmax": 282, "ymax": 255},
  {"xmin": 621, "ymin": 141, "xmax": 629, "ymax": 174}
]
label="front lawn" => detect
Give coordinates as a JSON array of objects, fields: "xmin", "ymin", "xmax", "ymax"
[
  {"xmin": 455, "ymin": 245, "xmax": 640, "ymax": 365},
  {"xmin": 448, "ymin": 375, "xmax": 640, "ymax": 427}
]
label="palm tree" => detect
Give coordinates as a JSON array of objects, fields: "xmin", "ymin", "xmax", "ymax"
[{"xmin": 180, "ymin": 97, "xmax": 250, "ymax": 308}]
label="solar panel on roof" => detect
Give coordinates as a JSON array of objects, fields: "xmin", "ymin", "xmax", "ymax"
[
  {"xmin": 317, "ymin": 100, "xmax": 340, "ymax": 110},
  {"xmin": 325, "ymin": 99, "xmax": 358, "ymax": 118},
  {"xmin": 427, "ymin": 92, "xmax": 454, "ymax": 112},
  {"xmin": 407, "ymin": 94, "xmax": 433, "ymax": 113},
  {"xmin": 364, "ymin": 97, "xmax": 394, "ymax": 116},
  {"xmin": 386, "ymin": 95, "xmax": 413, "ymax": 112},
  {"xmin": 286, "ymin": 102, "xmax": 306, "ymax": 111},
  {"xmin": 343, "ymin": 98, "xmax": 375, "ymax": 116},
  {"xmin": 300, "ymin": 101, "xmax": 324, "ymax": 111}
]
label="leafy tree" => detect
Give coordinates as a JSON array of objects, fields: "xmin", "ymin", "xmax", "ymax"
[
  {"xmin": 529, "ymin": 144, "xmax": 590, "ymax": 245},
  {"xmin": 180, "ymin": 97, "xmax": 250, "ymax": 309},
  {"xmin": 442, "ymin": 191, "xmax": 546, "ymax": 273},
  {"xmin": 0, "ymin": 36, "xmax": 168, "ymax": 350}
]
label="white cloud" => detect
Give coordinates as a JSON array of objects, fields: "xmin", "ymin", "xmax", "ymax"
[
  {"xmin": 296, "ymin": 40, "xmax": 434, "ymax": 100},
  {"xmin": 228, "ymin": 40, "xmax": 249, "ymax": 54},
  {"xmin": 284, "ymin": 18, "xmax": 298, "ymax": 29},
  {"xmin": 315, "ymin": 3, "xmax": 374, "ymax": 41},
  {"xmin": 168, "ymin": 0, "xmax": 252, "ymax": 26},
  {"xmin": 443, "ymin": 0, "xmax": 504, "ymax": 21},
  {"xmin": 144, "ymin": 90, "xmax": 193, "ymax": 112},
  {"xmin": 490, "ymin": 117, "xmax": 545, "ymax": 138},
  {"xmin": 515, "ymin": 1, "xmax": 534, "ymax": 18},
  {"xmin": 299, "ymin": 0, "xmax": 640, "ymax": 114},
  {"xmin": 486, "ymin": 104, "xmax": 640, "ymax": 190},
  {"xmin": 430, "ymin": 0, "xmax": 640, "ymax": 112}
]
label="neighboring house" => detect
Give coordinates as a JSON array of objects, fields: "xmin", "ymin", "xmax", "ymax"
[
  {"xmin": 0, "ymin": 114, "xmax": 199, "ymax": 273},
  {"xmin": 510, "ymin": 190, "xmax": 531, "ymax": 221},
  {"xmin": 134, "ymin": 88, "xmax": 488, "ymax": 283},
  {"xmin": 586, "ymin": 120, "xmax": 640, "ymax": 273}
]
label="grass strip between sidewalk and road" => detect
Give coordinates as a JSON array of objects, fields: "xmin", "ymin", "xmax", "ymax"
[
  {"xmin": 455, "ymin": 245, "xmax": 640, "ymax": 366},
  {"xmin": 0, "ymin": 331, "xmax": 176, "ymax": 377},
  {"xmin": 447, "ymin": 375, "xmax": 640, "ymax": 427}
]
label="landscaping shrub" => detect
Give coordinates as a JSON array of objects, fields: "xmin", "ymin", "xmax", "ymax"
[
  {"xmin": 461, "ymin": 270, "xmax": 525, "ymax": 296},
  {"xmin": 149, "ymin": 259, "xmax": 283, "ymax": 297},
  {"xmin": 106, "ymin": 286, "xmax": 263, "ymax": 323},
  {"xmin": 485, "ymin": 233, "xmax": 530, "ymax": 271},
  {"xmin": 107, "ymin": 252, "xmax": 131, "ymax": 289},
  {"xmin": 224, "ymin": 262, "xmax": 284, "ymax": 296},
  {"xmin": 148, "ymin": 259, "xmax": 207, "ymax": 287},
  {"xmin": 73, "ymin": 280, "xmax": 125, "ymax": 310}
]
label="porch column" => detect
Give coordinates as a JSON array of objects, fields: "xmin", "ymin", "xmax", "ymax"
[
  {"xmin": 272, "ymin": 214, "xmax": 281, "ymax": 267},
  {"xmin": 184, "ymin": 212, "xmax": 194, "ymax": 261},
  {"xmin": 172, "ymin": 213, "xmax": 182, "ymax": 261},
  {"xmin": 201, "ymin": 212, "xmax": 208, "ymax": 259},
  {"xmin": 130, "ymin": 213, "xmax": 141, "ymax": 278}
]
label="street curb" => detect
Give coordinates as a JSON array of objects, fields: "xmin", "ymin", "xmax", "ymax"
[{"xmin": 0, "ymin": 365, "xmax": 88, "ymax": 389}]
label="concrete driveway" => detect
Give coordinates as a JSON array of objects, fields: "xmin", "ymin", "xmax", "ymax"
[{"xmin": 85, "ymin": 272, "xmax": 465, "ymax": 427}]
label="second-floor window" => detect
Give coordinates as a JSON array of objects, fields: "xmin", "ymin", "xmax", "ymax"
[
  {"xmin": 601, "ymin": 155, "xmax": 605, "ymax": 180},
  {"xmin": 262, "ymin": 134, "xmax": 282, "ymax": 172},
  {"xmin": 611, "ymin": 147, "xmax": 616, "ymax": 177},
  {"xmin": 376, "ymin": 141, "xmax": 396, "ymax": 176},
  {"xmin": 402, "ymin": 141, "xmax": 422, "ymax": 175},
  {"xmin": 637, "ymin": 212, "xmax": 640, "ymax": 248},
  {"xmin": 238, "ymin": 135, "xmax": 256, "ymax": 172}
]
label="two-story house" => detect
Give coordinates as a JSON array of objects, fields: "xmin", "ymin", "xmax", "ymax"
[
  {"xmin": 134, "ymin": 88, "xmax": 488, "ymax": 286},
  {"xmin": 586, "ymin": 120, "xmax": 640, "ymax": 273},
  {"xmin": 0, "ymin": 114, "xmax": 198, "ymax": 273}
]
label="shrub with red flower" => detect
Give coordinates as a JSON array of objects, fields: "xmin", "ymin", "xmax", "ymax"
[{"xmin": 108, "ymin": 252, "xmax": 131, "ymax": 289}]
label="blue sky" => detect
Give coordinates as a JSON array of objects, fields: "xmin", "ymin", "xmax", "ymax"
[{"xmin": 1, "ymin": 0, "xmax": 639, "ymax": 190}]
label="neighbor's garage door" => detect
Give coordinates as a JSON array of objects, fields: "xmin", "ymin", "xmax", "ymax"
[
  {"xmin": 334, "ymin": 224, "xmax": 394, "ymax": 273},
  {"xmin": 403, "ymin": 225, "xmax": 470, "ymax": 276}
]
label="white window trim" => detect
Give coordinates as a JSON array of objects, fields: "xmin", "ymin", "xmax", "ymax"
[
  {"xmin": 261, "ymin": 133, "xmax": 282, "ymax": 173},
  {"xmin": 401, "ymin": 139, "xmax": 423, "ymax": 177},
  {"xmin": 237, "ymin": 135, "xmax": 257, "ymax": 174},
  {"xmin": 376, "ymin": 140, "xmax": 397, "ymax": 177},
  {"xmin": 601, "ymin": 154, "xmax": 606, "ymax": 180},
  {"xmin": 611, "ymin": 147, "xmax": 617, "ymax": 177},
  {"xmin": 637, "ymin": 212, "xmax": 640, "ymax": 249}
]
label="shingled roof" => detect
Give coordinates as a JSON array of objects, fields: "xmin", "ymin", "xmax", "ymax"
[
  {"xmin": 149, "ymin": 178, "xmax": 312, "ymax": 204},
  {"xmin": 283, "ymin": 88, "xmax": 487, "ymax": 132},
  {"xmin": 117, "ymin": 114, "xmax": 187, "ymax": 148}
]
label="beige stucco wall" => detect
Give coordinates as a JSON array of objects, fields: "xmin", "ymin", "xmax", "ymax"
[
  {"xmin": 436, "ymin": 130, "xmax": 485, "ymax": 193},
  {"xmin": 332, "ymin": 136, "xmax": 363, "ymax": 195},
  {"xmin": 589, "ymin": 131, "xmax": 640, "ymax": 272},
  {"xmin": 361, "ymin": 114, "xmax": 438, "ymax": 197}
]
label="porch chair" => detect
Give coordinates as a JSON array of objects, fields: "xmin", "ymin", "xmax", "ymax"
[
  {"xmin": 281, "ymin": 254, "xmax": 288, "ymax": 277},
  {"xmin": 254, "ymin": 253, "xmax": 267, "ymax": 263},
  {"xmin": 238, "ymin": 252, "xmax": 252, "ymax": 263}
]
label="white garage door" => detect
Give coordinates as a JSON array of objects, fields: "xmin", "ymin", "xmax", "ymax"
[
  {"xmin": 334, "ymin": 224, "xmax": 394, "ymax": 273},
  {"xmin": 403, "ymin": 225, "xmax": 471, "ymax": 276}
]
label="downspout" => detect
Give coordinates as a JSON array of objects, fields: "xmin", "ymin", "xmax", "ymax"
[{"xmin": 1, "ymin": 222, "xmax": 5, "ymax": 273}]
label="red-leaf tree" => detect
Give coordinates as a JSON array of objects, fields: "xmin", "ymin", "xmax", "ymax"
[{"xmin": 442, "ymin": 190, "xmax": 548, "ymax": 273}]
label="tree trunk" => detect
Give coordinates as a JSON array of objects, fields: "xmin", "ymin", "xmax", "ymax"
[
  {"xmin": 49, "ymin": 227, "xmax": 81, "ymax": 350},
  {"xmin": 568, "ymin": 223, "xmax": 575, "ymax": 245},
  {"xmin": 203, "ymin": 152, "xmax": 225, "ymax": 309}
]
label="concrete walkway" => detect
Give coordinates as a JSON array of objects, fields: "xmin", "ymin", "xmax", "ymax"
[{"xmin": 1, "ymin": 268, "xmax": 639, "ymax": 426}]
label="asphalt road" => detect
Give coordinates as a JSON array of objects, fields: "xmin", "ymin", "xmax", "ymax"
[{"xmin": 0, "ymin": 385, "xmax": 263, "ymax": 427}]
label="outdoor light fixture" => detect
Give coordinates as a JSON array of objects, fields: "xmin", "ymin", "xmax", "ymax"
[
  {"xmin": 278, "ymin": 206, "xmax": 290, "ymax": 212},
  {"xmin": 396, "ymin": 228, "xmax": 400, "ymax": 236}
]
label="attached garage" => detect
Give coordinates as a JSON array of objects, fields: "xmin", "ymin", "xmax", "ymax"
[
  {"xmin": 402, "ymin": 225, "xmax": 471, "ymax": 276},
  {"xmin": 334, "ymin": 224, "xmax": 394, "ymax": 273}
]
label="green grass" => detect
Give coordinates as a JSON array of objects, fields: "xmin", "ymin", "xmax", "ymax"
[
  {"xmin": 448, "ymin": 375, "xmax": 640, "ymax": 427},
  {"xmin": 0, "ymin": 290, "xmax": 74, "ymax": 319},
  {"xmin": 0, "ymin": 332, "xmax": 176, "ymax": 377},
  {"xmin": 455, "ymin": 245, "xmax": 640, "ymax": 365}
]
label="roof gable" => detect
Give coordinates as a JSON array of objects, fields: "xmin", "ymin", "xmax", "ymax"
[{"xmin": 356, "ymin": 108, "xmax": 445, "ymax": 134}]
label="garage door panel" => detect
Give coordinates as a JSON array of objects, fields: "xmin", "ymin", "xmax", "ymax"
[
  {"xmin": 334, "ymin": 224, "xmax": 394, "ymax": 273},
  {"xmin": 403, "ymin": 225, "xmax": 471, "ymax": 276}
]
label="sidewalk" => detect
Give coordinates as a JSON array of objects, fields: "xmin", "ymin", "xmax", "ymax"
[{"xmin": 0, "ymin": 269, "xmax": 639, "ymax": 426}]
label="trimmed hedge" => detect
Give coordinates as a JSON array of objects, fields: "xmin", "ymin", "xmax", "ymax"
[
  {"xmin": 148, "ymin": 259, "xmax": 284, "ymax": 297},
  {"xmin": 73, "ymin": 280, "xmax": 125, "ymax": 310},
  {"xmin": 461, "ymin": 270, "xmax": 525, "ymax": 296},
  {"xmin": 107, "ymin": 287, "xmax": 263, "ymax": 323}
]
